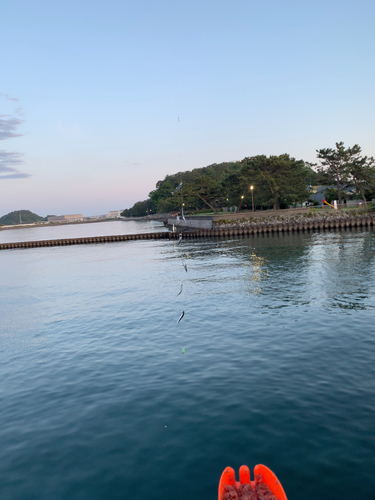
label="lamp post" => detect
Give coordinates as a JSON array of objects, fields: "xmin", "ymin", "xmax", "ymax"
[{"xmin": 250, "ymin": 185, "xmax": 254, "ymax": 212}]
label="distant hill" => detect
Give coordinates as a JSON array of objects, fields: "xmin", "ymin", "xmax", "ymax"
[{"xmin": 0, "ymin": 210, "xmax": 47, "ymax": 225}]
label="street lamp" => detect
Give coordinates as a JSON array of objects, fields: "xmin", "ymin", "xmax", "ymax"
[{"xmin": 250, "ymin": 185, "xmax": 254, "ymax": 212}]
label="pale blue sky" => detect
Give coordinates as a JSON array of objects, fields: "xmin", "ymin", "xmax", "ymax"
[{"xmin": 1, "ymin": 0, "xmax": 374, "ymax": 216}]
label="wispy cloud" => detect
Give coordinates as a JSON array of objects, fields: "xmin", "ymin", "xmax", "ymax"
[
  {"xmin": 0, "ymin": 93, "xmax": 19, "ymax": 102},
  {"xmin": 0, "ymin": 150, "xmax": 30, "ymax": 179},
  {"xmin": 0, "ymin": 116, "xmax": 24, "ymax": 140},
  {"xmin": 0, "ymin": 150, "xmax": 23, "ymax": 167},
  {"xmin": 124, "ymin": 161, "xmax": 141, "ymax": 167},
  {"xmin": 0, "ymin": 94, "xmax": 29, "ymax": 179},
  {"xmin": 0, "ymin": 173, "xmax": 29, "ymax": 179}
]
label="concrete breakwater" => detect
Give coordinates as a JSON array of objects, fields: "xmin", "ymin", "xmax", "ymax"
[
  {"xmin": 0, "ymin": 232, "xmax": 174, "ymax": 250},
  {"xmin": 1, "ymin": 216, "xmax": 374, "ymax": 250}
]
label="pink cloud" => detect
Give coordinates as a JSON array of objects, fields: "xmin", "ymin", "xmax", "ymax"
[{"xmin": 0, "ymin": 93, "xmax": 19, "ymax": 102}]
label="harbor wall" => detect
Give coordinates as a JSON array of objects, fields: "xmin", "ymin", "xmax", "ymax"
[{"xmin": 167, "ymin": 217, "xmax": 212, "ymax": 230}]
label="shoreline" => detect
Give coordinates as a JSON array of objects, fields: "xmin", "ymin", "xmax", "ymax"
[
  {"xmin": 0, "ymin": 218, "xmax": 124, "ymax": 231},
  {"xmin": 1, "ymin": 215, "xmax": 374, "ymax": 251}
]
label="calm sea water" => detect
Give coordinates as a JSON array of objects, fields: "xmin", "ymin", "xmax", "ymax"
[
  {"xmin": 0, "ymin": 220, "xmax": 167, "ymax": 244},
  {"xmin": 1, "ymin": 223, "xmax": 375, "ymax": 500}
]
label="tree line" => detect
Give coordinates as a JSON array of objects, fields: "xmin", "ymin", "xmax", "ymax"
[{"xmin": 121, "ymin": 143, "xmax": 375, "ymax": 217}]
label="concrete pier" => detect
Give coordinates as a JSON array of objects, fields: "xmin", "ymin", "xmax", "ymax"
[{"xmin": 1, "ymin": 216, "xmax": 374, "ymax": 250}]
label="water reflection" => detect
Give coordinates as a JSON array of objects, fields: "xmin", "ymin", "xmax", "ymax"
[
  {"xmin": 243, "ymin": 251, "xmax": 268, "ymax": 295},
  {"xmin": 165, "ymin": 229, "xmax": 375, "ymax": 313},
  {"xmin": 306, "ymin": 231, "xmax": 375, "ymax": 312}
]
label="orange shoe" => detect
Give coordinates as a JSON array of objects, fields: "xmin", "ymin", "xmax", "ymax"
[{"xmin": 218, "ymin": 464, "xmax": 287, "ymax": 500}]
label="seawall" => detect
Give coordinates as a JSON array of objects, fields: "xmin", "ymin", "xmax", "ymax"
[
  {"xmin": 167, "ymin": 216, "xmax": 212, "ymax": 230},
  {"xmin": 1, "ymin": 216, "xmax": 374, "ymax": 250}
]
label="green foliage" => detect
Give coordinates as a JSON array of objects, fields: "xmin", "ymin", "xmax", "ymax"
[
  {"xmin": 149, "ymin": 179, "xmax": 176, "ymax": 212},
  {"xmin": 303, "ymin": 163, "xmax": 320, "ymax": 185},
  {"xmin": 324, "ymin": 188, "xmax": 348, "ymax": 204},
  {"xmin": 121, "ymin": 199, "xmax": 154, "ymax": 217},
  {"xmin": 123, "ymin": 162, "xmax": 242, "ymax": 215},
  {"xmin": 183, "ymin": 175, "xmax": 222, "ymax": 213},
  {"xmin": 346, "ymin": 152, "xmax": 375, "ymax": 205},
  {"xmin": 0, "ymin": 210, "xmax": 46, "ymax": 225},
  {"xmin": 316, "ymin": 142, "xmax": 375, "ymax": 206},
  {"xmin": 308, "ymin": 199, "xmax": 320, "ymax": 206},
  {"xmin": 316, "ymin": 142, "xmax": 348, "ymax": 204},
  {"xmin": 123, "ymin": 146, "xmax": 375, "ymax": 215},
  {"xmin": 239, "ymin": 154, "xmax": 310, "ymax": 210}
]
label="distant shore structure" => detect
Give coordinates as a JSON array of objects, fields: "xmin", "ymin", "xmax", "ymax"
[
  {"xmin": 106, "ymin": 210, "xmax": 123, "ymax": 218},
  {"xmin": 85, "ymin": 211, "xmax": 124, "ymax": 220},
  {"xmin": 47, "ymin": 214, "xmax": 83, "ymax": 223},
  {"xmin": 46, "ymin": 211, "xmax": 123, "ymax": 224}
]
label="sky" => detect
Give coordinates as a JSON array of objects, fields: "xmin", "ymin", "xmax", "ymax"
[{"xmin": 1, "ymin": 0, "xmax": 374, "ymax": 216}]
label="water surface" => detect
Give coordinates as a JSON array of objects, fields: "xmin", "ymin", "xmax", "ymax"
[
  {"xmin": 0, "ymin": 219, "xmax": 166, "ymax": 244},
  {"xmin": 1, "ymin": 227, "xmax": 374, "ymax": 500}
]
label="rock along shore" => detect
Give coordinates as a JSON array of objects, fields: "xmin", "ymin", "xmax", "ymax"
[{"xmin": 213, "ymin": 209, "xmax": 375, "ymax": 229}]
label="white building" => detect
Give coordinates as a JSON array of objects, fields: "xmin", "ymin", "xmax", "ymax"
[{"xmin": 106, "ymin": 210, "xmax": 123, "ymax": 218}]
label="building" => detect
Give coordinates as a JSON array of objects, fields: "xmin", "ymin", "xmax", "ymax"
[
  {"xmin": 106, "ymin": 210, "xmax": 123, "ymax": 218},
  {"xmin": 309, "ymin": 186, "xmax": 329, "ymax": 204},
  {"xmin": 47, "ymin": 214, "xmax": 83, "ymax": 223}
]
